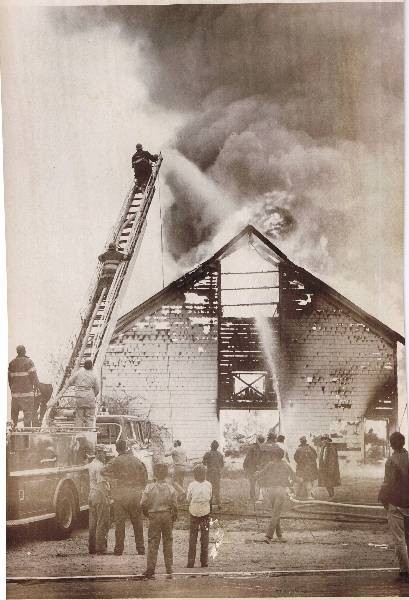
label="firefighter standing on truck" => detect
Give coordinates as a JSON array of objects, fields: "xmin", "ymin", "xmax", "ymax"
[
  {"xmin": 131, "ymin": 144, "xmax": 158, "ymax": 190},
  {"xmin": 67, "ymin": 359, "xmax": 99, "ymax": 428},
  {"xmin": 8, "ymin": 345, "xmax": 40, "ymax": 428}
]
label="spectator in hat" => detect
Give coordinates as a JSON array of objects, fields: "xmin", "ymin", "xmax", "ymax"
[
  {"xmin": 318, "ymin": 435, "xmax": 341, "ymax": 498},
  {"xmin": 294, "ymin": 436, "xmax": 318, "ymax": 499}
]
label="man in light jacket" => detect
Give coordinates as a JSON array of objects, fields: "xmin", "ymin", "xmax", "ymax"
[{"xmin": 67, "ymin": 359, "xmax": 99, "ymax": 428}]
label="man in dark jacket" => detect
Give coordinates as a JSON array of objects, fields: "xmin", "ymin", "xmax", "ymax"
[
  {"xmin": 379, "ymin": 431, "xmax": 409, "ymax": 580},
  {"xmin": 318, "ymin": 435, "xmax": 341, "ymax": 498},
  {"xmin": 203, "ymin": 440, "xmax": 224, "ymax": 509},
  {"xmin": 259, "ymin": 431, "xmax": 282, "ymax": 468},
  {"xmin": 294, "ymin": 436, "xmax": 318, "ymax": 499},
  {"xmin": 131, "ymin": 144, "xmax": 158, "ymax": 190},
  {"xmin": 102, "ymin": 440, "xmax": 148, "ymax": 555},
  {"xmin": 256, "ymin": 446, "xmax": 294, "ymax": 543},
  {"xmin": 243, "ymin": 435, "xmax": 265, "ymax": 501},
  {"xmin": 8, "ymin": 345, "xmax": 40, "ymax": 427}
]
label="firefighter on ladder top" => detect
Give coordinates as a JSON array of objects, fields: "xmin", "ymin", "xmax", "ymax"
[{"xmin": 131, "ymin": 143, "xmax": 159, "ymax": 191}]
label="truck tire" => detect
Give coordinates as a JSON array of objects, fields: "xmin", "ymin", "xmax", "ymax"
[{"xmin": 53, "ymin": 485, "xmax": 78, "ymax": 538}]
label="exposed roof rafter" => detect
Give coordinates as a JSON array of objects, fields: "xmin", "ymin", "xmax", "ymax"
[{"xmin": 114, "ymin": 224, "xmax": 404, "ymax": 345}]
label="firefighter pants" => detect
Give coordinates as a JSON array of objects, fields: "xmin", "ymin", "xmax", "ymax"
[
  {"xmin": 387, "ymin": 504, "xmax": 409, "ymax": 573},
  {"xmin": 11, "ymin": 397, "xmax": 34, "ymax": 427},
  {"xmin": 187, "ymin": 514, "xmax": 210, "ymax": 567},
  {"xmin": 207, "ymin": 471, "xmax": 221, "ymax": 506},
  {"xmin": 263, "ymin": 486, "xmax": 286, "ymax": 540},
  {"xmin": 89, "ymin": 490, "xmax": 110, "ymax": 554},
  {"xmin": 146, "ymin": 511, "xmax": 173, "ymax": 575},
  {"xmin": 113, "ymin": 492, "xmax": 145, "ymax": 554},
  {"xmin": 75, "ymin": 407, "xmax": 95, "ymax": 428}
]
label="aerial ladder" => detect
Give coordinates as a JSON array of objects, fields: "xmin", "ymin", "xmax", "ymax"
[{"xmin": 42, "ymin": 153, "xmax": 163, "ymax": 429}]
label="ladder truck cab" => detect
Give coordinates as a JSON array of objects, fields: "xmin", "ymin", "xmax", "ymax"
[{"xmin": 7, "ymin": 151, "xmax": 163, "ymax": 535}]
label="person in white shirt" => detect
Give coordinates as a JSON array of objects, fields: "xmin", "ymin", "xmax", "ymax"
[
  {"xmin": 67, "ymin": 359, "xmax": 99, "ymax": 428},
  {"xmin": 88, "ymin": 445, "xmax": 110, "ymax": 554},
  {"xmin": 186, "ymin": 464, "xmax": 212, "ymax": 568}
]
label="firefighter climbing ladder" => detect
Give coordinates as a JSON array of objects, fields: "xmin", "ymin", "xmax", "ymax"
[{"xmin": 45, "ymin": 154, "xmax": 162, "ymax": 422}]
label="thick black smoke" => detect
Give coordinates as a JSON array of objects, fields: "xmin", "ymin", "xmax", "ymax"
[{"xmin": 51, "ymin": 4, "xmax": 404, "ymax": 327}]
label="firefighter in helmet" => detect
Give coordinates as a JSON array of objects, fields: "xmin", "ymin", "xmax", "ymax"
[
  {"xmin": 131, "ymin": 144, "xmax": 158, "ymax": 190},
  {"xmin": 91, "ymin": 243, "xmax": 130, "ymax": 305}
]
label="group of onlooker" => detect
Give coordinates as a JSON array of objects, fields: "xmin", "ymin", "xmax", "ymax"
[
  {"xmin": 88, "ymin": 438, "xmax": 224, "ymax": 578},
  {"xmin": 243, "ymin": 431, "xmax": 341, "ymax": 503}
]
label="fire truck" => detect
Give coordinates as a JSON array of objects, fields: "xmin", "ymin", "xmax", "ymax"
[{"xmin": 6, "ymin": 153, "xmax": 162, "ymax": 536}]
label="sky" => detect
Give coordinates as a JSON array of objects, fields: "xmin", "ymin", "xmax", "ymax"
[{"xmin": 0, "ymin": 2, "xmax": 404, "ymax": 383}]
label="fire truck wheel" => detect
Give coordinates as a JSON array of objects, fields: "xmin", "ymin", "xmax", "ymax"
[{"xmin": 53, "ymin": 485, "xmax": 78, "ymax": 538}]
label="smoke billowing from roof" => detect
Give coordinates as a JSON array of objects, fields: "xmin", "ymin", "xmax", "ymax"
[{"xmin": 52, "ymin": 3, "xmax": 404, "ymax": 328}]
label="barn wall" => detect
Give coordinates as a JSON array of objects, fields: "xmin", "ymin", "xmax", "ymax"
[
  {"xmin": 280, "ymin": 265, "xmax": 398, "ymax": 456},
  {"xmin": 103, "ymin": 268, "xmax": 220, "ymax": 458}
]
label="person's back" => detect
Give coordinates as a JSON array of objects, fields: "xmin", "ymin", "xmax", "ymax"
[
  {"xmin": 379, "ymin": 432, "xmax": 409, "ymax": 580},
  {"xmin": 260, "ymin": 440, "xmax": 282, "ymax": 467},
  {"xmin": 381, "ymin": 444, "xmax": 409, "ymax": 509},
  {"xmin": 203, "ymin": 449, "xmax": 224, "ymax": 472},
  {"xmin": 256, "ymin": 448, "xmax": 293, "ymax": 544},
  {"xmin": 68, "ymin": 366, "xmax": 99, "ymax": 403},
  {"xmin": 8, "ymin": 346, "xmax": 40, "ymax": 427},
  {"xmin": 141, "ymin": 463, "xmax": 178, "ymax": 579},
  {"xmin": 103, "ymin": 450, "xmax": 147, "ymax": 494},
  {"xmin": 67, "ymin": 360, "xmax": 99, "ymax": 428},
  {"xmin": 258, "ymin": 458, "xmax": 293, "ymax": 488},
  {"xmin": 102, "ymin": 441, "xmax": 147, "ymax": 556}
]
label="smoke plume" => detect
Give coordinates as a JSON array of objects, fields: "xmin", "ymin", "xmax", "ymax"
[{"xmin": 51, "ymin": 3, "xmax": 404, "ymax": 329}]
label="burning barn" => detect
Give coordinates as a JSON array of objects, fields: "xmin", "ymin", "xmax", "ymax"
[{"xmin": 102, "ymin": 226, "xmax": 404, "ymax": 458}]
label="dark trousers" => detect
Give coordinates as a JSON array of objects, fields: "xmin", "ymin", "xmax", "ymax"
[
  {"xmin": 187, "ymin": 514, "xmax": 210, "ymax": 567},
  {"xmin": 173, "ymin": 467, "xmax": 185, "ymax": 488},
  {"xmin": 89, "ymin": 491, "xmax": 110, "ymax": 554},
  {"xmin": 146, "ymin": 511, "xmax": 173, "ymax": 575},
  {"xmin": 113, "ymin": 492, "xmax": 144, "ymax": 554},
  {"xmin": 11, "ymin": 397, "xmax": 34, "ymax": 427},
  {"xmin": 207, "ymin": 471, "xmax": 221, "ymax": 506},
  {"xmin": 247, "ymin": 472, "xmax": 257, "ymax": 501}
]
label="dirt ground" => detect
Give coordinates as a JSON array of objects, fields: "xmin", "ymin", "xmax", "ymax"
[{"xmin": 7, "ymin": 468, "xmax": 395, "ymax": 581}]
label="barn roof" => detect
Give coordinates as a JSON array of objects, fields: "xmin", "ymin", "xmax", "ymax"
[{"xmin": 115, "ymin": 225, "xmax": 405, "ymax": 345}]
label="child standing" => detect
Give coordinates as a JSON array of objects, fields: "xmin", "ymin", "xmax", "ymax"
[
  {"xmin": 186, "ymin": 464, "xmax": 212, "ymax": 568},
  {"xmin": 140, "ymin": 463, "xmax": 178, "ymax": 579}
]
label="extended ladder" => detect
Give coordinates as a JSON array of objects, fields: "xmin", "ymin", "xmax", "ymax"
[{"xmin": 45, "ymin": 155, "xmax": 162, "ymax": 423}]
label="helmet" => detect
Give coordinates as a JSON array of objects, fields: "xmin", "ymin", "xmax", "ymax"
[
  {"xmin": 135, "ymin": 143, "xmax": 143, "ymax": 150},
  {"xmin": 108, "ymin": 243, "xmax": 116, "ymax": 250}
]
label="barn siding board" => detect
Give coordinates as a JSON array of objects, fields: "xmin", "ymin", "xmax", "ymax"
[
  {"xmin": 103, "ymin": 265, "xmax": 220, "ymax": 457},
  {"xmin": 103, "ymin": 228, "xmax": 401, "ymax": 460},
  {"xmin": 279, "ymin": 264, "xmax": 398, "ymax": 454}
]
